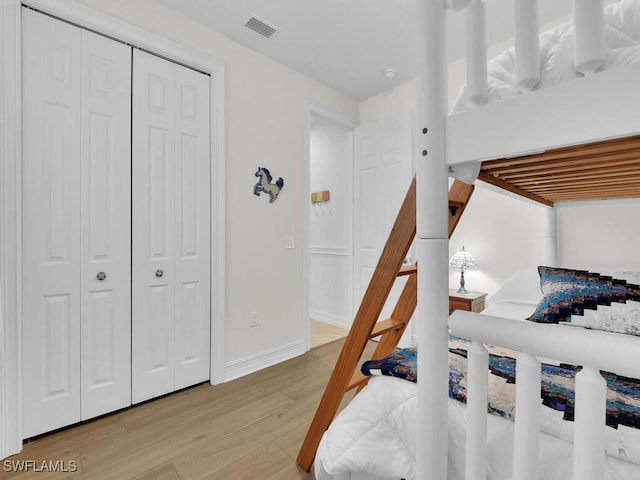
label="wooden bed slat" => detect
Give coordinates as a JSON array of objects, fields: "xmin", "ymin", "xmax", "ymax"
[
  {"xmin": 527, "ymin": 180, "xmax": 640, "ymax": 193},
  {"xmin": 480, "ymin": 135, "xmax": 640, "ymax": 205},
  {"xmin": 477, "ymin": 172, "xmax": 554, "ymax": 206},
  {"xmin": 512, "ymin": 168, "xmax": 640, "ymax": 186},
  {"xmin": 484, "ymin": 155, "xmax": 640, "ymax": 178},
  {"xmin": 481, "ymin": 135, "xmax": 640, "ymax": 168}
]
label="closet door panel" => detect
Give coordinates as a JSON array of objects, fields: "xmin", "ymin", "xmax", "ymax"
[
  {"xmin": 132, "ymin": 51, "xmax": 211, "ymax": 401},
  {"xmin": 132, "ymin": 50, "xmax": 175, "ymax": 403},
  {"xmin": 80, "ymin": 29, "xmax": 132, "ymax": 420},
  {"xmin": 174, "ymin": 66, "xmax": 211, "ymax": 389},
  {"xmin": 22, "ymin": 8, "xmax": 82, "ymax": 438}
]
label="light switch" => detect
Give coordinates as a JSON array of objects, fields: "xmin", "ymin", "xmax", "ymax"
[{"xmin": 285, "ymin": 235, "xmax": 295, "ymax": 249}]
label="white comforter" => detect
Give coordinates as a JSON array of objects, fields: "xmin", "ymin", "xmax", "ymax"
[
  {"xmin": 315, "ymin": 376, "xmax": 640, "ymax": 480},
  {"xmin": 451, "ymin": 0, "xmax": 640, "ymax": 113}
]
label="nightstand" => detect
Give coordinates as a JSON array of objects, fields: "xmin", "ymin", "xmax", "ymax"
[{"xmin": 449, "ymin": 289, "xmax": 487, "ymax": 314}]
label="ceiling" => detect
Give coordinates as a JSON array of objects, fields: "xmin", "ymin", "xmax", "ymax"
[{"xmin": 156, "ymin": 0, "xmax": 584, "ymax": 101}]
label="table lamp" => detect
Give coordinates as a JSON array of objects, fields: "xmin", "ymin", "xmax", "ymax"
[{"xmin": 449, "ymin": 246, "xmax": 477, "ymax": 294}]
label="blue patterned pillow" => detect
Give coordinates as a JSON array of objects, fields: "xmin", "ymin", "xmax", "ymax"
[
  {"xmin": 528, "ymin": 266, "xmax": 578, "ymax": 323},
  {"xmin": 597, "ymin": 275, "xmax": 614, "ymax": 306},
  {"xmin": 528, "ymin": 267, "xmax": 640, "ymax": 335},
  {"xmin": 613, "ymin": 278, "xmax": 628, "ymax": 304},
  {"xmin": 584, "ymin": 271, "xmax": 601, "ymax": 310},
  {"xmin": 528, "ymin": 267, "xmax": 625, "ymax": 324}
]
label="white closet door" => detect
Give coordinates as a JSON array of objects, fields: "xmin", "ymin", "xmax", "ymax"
[
  {"xmin": 22, "ymin": 8, "xmax": 83, "ymax": 438},
  {"xmin": 22, "ymin": 9, "xmax": 132, "ymax": 436},
  {"xmin": 173, "ymin": 65, "xmax": 211, "ymax": 390},
  {"xmin": 132, "ymin": 50, "xmax": 175, "ymax": 403},
  {"xmin": 79, "ymin": 29, "xmax": 132, "ymax": 420},
  {"xmin": 132, "ymin": 50, "xmax": 210, "ymax": 403}
]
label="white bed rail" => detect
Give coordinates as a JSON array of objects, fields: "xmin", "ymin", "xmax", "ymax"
[
  {"xmin": 463, "ymin": 0, "xmax": 605, "ymax": 104},
  {"xmin": 446, "ymin": 0, "xmax": 634, "ymax": 167},
  {"xmin": 449, "ymin": 310, "xmax": 640, "ymax": 480}
]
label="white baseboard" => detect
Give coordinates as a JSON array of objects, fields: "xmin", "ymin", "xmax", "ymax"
[
  {"xmin": 309, "ymin": 310, "xmax": 350, "ymax": 330},
  {"xmin": 223, "ymin": 340, "xmax": 306, "ymax": 382}
]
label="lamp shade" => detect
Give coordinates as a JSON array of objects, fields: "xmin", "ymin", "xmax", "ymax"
[{"xmin": 449, "ymin": 246, "xmax": 477, "ymax": 270}]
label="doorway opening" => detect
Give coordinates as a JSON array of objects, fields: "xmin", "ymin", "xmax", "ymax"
[{"xmin": 306, "ymin": 105, "xmax": 356, "ymax": 349}]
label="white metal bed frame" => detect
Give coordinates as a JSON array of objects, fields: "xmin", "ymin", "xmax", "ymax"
[{"xmin": 416, "ymin": 1, "xmax": 640, "ymax": 479}]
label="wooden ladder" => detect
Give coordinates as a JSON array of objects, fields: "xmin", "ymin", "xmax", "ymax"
[{"xmin": 296, "ymin": 177, "xmax": 474, "ymax": 472}]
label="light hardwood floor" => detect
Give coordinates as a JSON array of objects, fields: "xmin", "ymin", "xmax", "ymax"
[
  {"xmin": 310, "ymin": 320, "xmax": 348, "ymax": 349},
  {"xmin": 2, "ymin": 339, "xmax": 375, "ymax": 480}
]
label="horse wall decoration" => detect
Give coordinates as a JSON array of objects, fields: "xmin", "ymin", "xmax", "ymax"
[{"xmin": 254, "ymin": 167, "xmax": 284, "ymax": 203}]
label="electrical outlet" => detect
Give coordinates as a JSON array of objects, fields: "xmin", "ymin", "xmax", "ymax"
[{"xmin": 249, "ymin": 310, "xmax": 258, "ymax": 327}]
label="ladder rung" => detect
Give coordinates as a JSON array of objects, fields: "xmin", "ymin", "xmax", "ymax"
[
  {"xmin": 449, "ymin": 200, "xmax": 464, "ymax": 216},
  {"xmin": 398, "ymin": 263, "xmax": 417, "ymax": 276},
  {"xmin": 346, "ymin": 371, "xmax": 369, "ymax": 392},
  {"xmin": 370, "ymin": 317, "xmax": 406, "ymax": 338}
]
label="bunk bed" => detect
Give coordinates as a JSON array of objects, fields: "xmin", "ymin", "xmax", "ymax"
[{"xmin": 306, "ymin": 0, "xmax": 640, "ymax": 479}]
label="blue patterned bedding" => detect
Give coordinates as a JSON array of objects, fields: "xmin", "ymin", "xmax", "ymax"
[
  {"xmin": 361, "ymin": 336, "xmax": 640, "ymax": 431},
  {"xmin": 528, "ymin": 266, "xmax": 640, "ymax": 336}
]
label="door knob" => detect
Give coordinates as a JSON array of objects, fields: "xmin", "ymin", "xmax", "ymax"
[
  {"xmin": 96, "ymin": 271, "xmax": 107, "ymax": 281},
  {"xmin": 155, "ymin": 269, "xmax": 164, "ymax": 278}
]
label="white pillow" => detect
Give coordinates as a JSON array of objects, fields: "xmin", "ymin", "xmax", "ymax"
[{"xmin": 488, "ymin": 269, "xmax": 543, "ymax": 307}]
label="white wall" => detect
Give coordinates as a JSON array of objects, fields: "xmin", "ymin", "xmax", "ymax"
[
  {"xmin": 557, "ymin": 198, "xmax": 640, "ymax": 271},
  {"xmin": 449, "ymin": 181, "xmax": 548, "ymax": 297},
  {"xmin": 73, "ymin": 0, "xmax": 358, "ymax": 376},
  {"xmin": 309, "ymin": 119, "xmax": 352, "ymax": 327}
]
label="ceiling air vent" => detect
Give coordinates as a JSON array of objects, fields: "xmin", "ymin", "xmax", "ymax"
[{"xmin": 245, "ymin": 15, "xmax": 279, "ymax": 38}]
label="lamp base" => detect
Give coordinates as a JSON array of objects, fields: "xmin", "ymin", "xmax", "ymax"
[{"xmin": 457, "ymin": 269, "xmax": 468, "ymax": 294}]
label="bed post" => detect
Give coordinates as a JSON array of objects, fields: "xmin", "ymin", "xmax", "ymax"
[
  {"xmin": 416, "ymin": 0, "xmax": 450, "ymax": 479},
  {"xmin": 542, "ymin": 207, "xmax": 557, "ymax": 266},
  {"xmin": 465, "ymin": 0, "xmax": 488, "ymax": 105},
  {"xmin": 574, "ymin": 0, "xmax": 605, "ymax": 75},
  {"xmin": 514, "ymin": 0, "xmax": 540, "ymax": 91}
]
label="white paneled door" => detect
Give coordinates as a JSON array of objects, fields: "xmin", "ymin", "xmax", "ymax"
[
  {"xmin": 132, "ymin": 50, "xmax": 211, "ymax": 404},
  {"xmin": 79, "ymin": 27, "xmax": 132, "ymax": 421},
  {"xmin": 22, "ymin": 9, "xmax": 132, "ymax": 437},
  {"xmin": 353, "ymin": 115, "xmax": 412, "ymax": 325}
]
